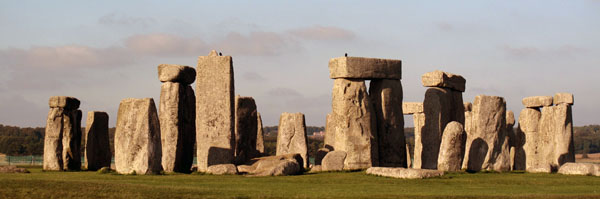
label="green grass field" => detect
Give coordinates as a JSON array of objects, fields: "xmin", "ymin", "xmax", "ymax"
[{"xmin": 1, "ymin": 166, "xmax": 599, "ymax": 198}]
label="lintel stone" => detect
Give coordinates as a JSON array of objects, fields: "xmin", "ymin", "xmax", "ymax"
[
  {"xmin": 421, "ymin": 70, "xmax": 466, "ymax": 92},
  {"xmin": 328, "ymin": 56, "xmax": 402, "ymax": 79},
  {"xmin": 522, "ymin": 96, "xmax": 553, "ymax": 108}
]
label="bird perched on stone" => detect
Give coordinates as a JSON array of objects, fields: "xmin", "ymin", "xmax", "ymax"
[
  {"xmin": 219, "ymin": 52, "xmax": 222, "ymax": 56},
  {"xmin": 345, "ymin": 53, "xmax": 348, "ymax": 57}
]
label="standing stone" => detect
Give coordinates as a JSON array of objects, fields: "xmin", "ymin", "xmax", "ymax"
[
  {"xmin": 324, "ymin": 113, "xmax": 335, "ymax": 150},
  {"xmin": 196, "ymin": 50, "xmax": 235, "ymax": 172},
  {"xmin": 412, "ymin": 113, "xmax": 425, "ymax": 169},
  {"xmin": 437, "ymin": 121, "xmax": 465, "ymax": 171},
  {"xmin": 369, "ymin": 79, "xmax": 407, "ymax": 167},
  {"xmin": 256, "ymin": 112, "xmax": 265, "ymax": 155},
  {"xmin": 114, "ymin": 98, "xmax": 162, "ymax": 175},
  {"xmin": 419, "ymin": 87, "xmax": 464, "ymax": 169},
  {"xmin": 276, "ymin": 112, "xmax": 309, "ymax": 168},
  {"xmin": 234, "ymin": 96, "xmax": 259, "ymax": 164},
  {"xmin": 159, "ymin": 81, "xmax": 195, "ymax": 173},
  {"xmin": 84, "ymin": 111, "xmax": 111, "ymax": 171},
  {"xmin": 406, "ymin": 144, "xmax": 412, "ymax": 168},
  {"xmin": 551, "ymin": 103, "xmax": 575, "ymax": 167},
  {"xmin": 44, "ymin": 96, "xmax": 82, "ymax": 171},
  {"xmin": 518, "ymin": 107, "xmax": 545, "ymax": 172},
  {"xmin": 463, "ymin": 95, "xmax": 508, "ymax": 172},
  {"xmin": 329, "ymin": 79, "xmax": 378, "ymax": 170}
]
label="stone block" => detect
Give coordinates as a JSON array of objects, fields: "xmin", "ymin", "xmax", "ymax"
[
  {"xmin": 322, "ymin": 151, "xmax": 347, "ymax": 171},
  {"xmin": 207, "ymin": 164, "xmax": 238, "ymax": 175},
  {"xmin": 421, "ymin": 70, "xmax": 466, "ymax": 92},
  {"xmin": 522, "ymin": 96, "xmax": 553, "ymax": 108},
  {"xmin": 84, "ymin": 111, "xmax": 111, "ymax": 171},
  {"xmin": 157, "ymin": 64, "xmax": 196, "ymax": 84},
  {"xmin": 554, "ymin": 93, "xmax": 574, "ymax": 105},
  {"xmin": 276, "ymin": 112, "xmax": 309, "ymax": 168},
  {"xmin": 48, "ymin": 96, "xmax": 80, "ymax": 110},
  {"xmin": 437, "ymin": 121, "xmax": 465, "ymax": 172},
  {"xmin": 159, "ymin": 82, "xmax": 195, "ymax": 173},
  {"xmin": 366, "ymin": 167, "xmax": 444, "ymax": 179},
  {"xmin": 402, "ymin": 102, "xmax": 423, "ymax": 114},
  {"xmin": 234, "ymin": 96, "xmax": 258, "ymax": 164},
  {"xmin": 328, "ymin": 56, "xmax": 402, "ymax": 79}
]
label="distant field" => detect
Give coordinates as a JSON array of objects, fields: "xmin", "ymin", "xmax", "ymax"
[{"xmin": 0, "ymin": 166, "xmax": 599, "ymax": 198}]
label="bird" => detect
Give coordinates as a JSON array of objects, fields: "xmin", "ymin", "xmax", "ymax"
[
  {"xmin": 345, "ymin": 53, "xmax": 347, "ymax": 57},
  {"xmin": 219, "ymin": 52, "xmax": 222, "ymax": 56}
]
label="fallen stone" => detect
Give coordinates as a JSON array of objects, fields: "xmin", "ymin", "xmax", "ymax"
[
  {"xmin": 276, "ymin": 112, "xmax": 309, "ymax": 168},
  {"xmin": 159, "ymin": 82, "xmax": 195, "ymax": 173},
  {"xmin": 328, "ymin": 56, "xmax": 402, "ymax": 79},
  {"xmin": 329, "ymin": 79, "xmax": 378, "ymax": 169},
  {"xmin": 196, "ymin": 50, "xmax": 235, "ymax": 172},
  {"xmin": 48, "ymin": 96, "xmax": 80, "ymax": 110},
  {"xmin": 522, "ymin": 96, "xmax": 553, "ymax": 108},
  {"xmin": 366, "ymin": 167, "xmax": 444, "ymax": 179},
  {"xmin": 256, "ymin": 112, "xmax": 265, "ymax": 155},
  {"xmin": 437, "ymin": 121, "xmax": 465, "ymax": 172},
  {"xmin": 527, "ymin": 165, "xmax": 552, "ymax": 173},
  {"xmin": 0, "ymin": 166, "xmax": 29, "ymax": 173},
  {"xmin": 157, "ymin": 64, "xmax": 196, "ymax": 84},
  {"xmin": 558, "ymin": 163, "xmax": 599, "ymax": 176},
  {"xmin": 322, "ymin": 151, "xmax": 347, "ymax": 171},
  {"xmin": 310, "ymin": 165, "xmax": 322, "ymax": 173},
  {"xmin": 421, "ymin": 70, "xmax": 466, "ymax": 92},
  {"xmin": 370, "ymin": 79, "xmax": 407, "ymax": 167},
  {"xmin": 238, "ymin": 154, "xmax": 303, "ymax": 176},
  {"xmin": 114, "ymin": 98, "xmax": 162, "ymax": 175},
  {"xmin": 84, "ymin": 111, "xmax": 111, "ymax": 171},
  {"xmin": 207, "ymin": 164, "xmax": 238, "ymax": 175},
  {"xmin": 234, "ymin": 96, "xmax": 259, "ymax": 165},
  {"xmin": 554, "ymin": 93, "xmax": 574, "ymax": 105},
  {"xmin": 402, "ymin": 102, "xmax": 423, "ymax": 114}
]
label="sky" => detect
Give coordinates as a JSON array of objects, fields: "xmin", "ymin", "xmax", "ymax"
[{"xmin": 0, "ymin": 0, "xmax": 599, "ymax": 128}]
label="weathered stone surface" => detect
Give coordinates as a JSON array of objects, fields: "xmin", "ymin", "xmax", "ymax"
[
  {"xmin": 238, "ymin": 154, "xmax": 303, "ymax": 176},
  {"xmin": 48, "ymin": 96, "xmax": 80, "ymax": 110},
  {"xmin": 554, "ymin": 93, "xmax": 574, "ymax": 105},
  {"xmin": 551, "ymin": 103, "xmax": 575, "ymax": 168},
  {"xmin": 506, "ymin": 110, "xmax": 523, "ymax": 171},
  {"xmin": 157, "ymin": 64, "xmax": 196, "ymax": 84},
  {"xmin": 412, "ymin": 113, "xmax": 425, "ymax": 169},
  {"xmin": 62, "ymin": 109, "xmax": 82, "ymax": 171},
  {"xmin": 519, "ymin": 108, "xmax": 543, "ymax": 172},
  {"xmin": 207, "ymin": 164, "xmax": 238, "ymax": 175},
  {"xmin": 324, "ymin": 113, "xmax": 335, "ymax": 150},
  {"xmin": 234, "ymin": 96, "xmax": 259, "ymax": 164},
  {"xmin": 522, "ymin": 96, "xmax": 553, "ymax": 108},
  {"xmin": 506, "ymin": 110, "xmax": 515, "ymax": 127},
  {"xmin": 463, "ymin": 95, "xmax": 508, "ymax": 172},
  {"xmin": 329, "ymin": 79, "xmax": 378, "ymax": 169},
  {"xmin": 84, "ymin": 111, "xmax": 111, "ymax": 171},
  {"xmin": 421, "ymin": 70, "xmax": 466, "ymax": 92},
  {"xmin": 437, "ymin": 122, "xmax": 465, "ymax": 172},
  {"xmin": 160, "ymin": 82, "xmax": 195, "ymax": 173},
  {"xmin": 276, "ymin": 112, "xmax": 309, "ymax": 168},
  {"xmin": 402, "ymin": 102, "xmax": 423, "ymax": 114},
  {"xmin": 196, "ymin": 50, "xmax": 235, "ymax": 172},
  {"xmin": 464, "ymin": 102, "xmax": 472, "ymax": 112},
  {"xmin": 43, "ymin": 108, "xmax": 65, "ymax": 171},
  {"xmin": 366, "ymin": 167, "xmax": 444, "ymax": 179},
  {"xmin": 370, "ymin": 79, "xmax": 407, "ymax": 167},
  {"xmin": 418, "ymin": 87, "xmax": 464, "ymax": 169},
  {"xmin": 328, "ymin": 56, "xmax": 402, "ymax": 79},
  {"xmin": 114, "ymin": 98, "xmax": 162, "ymax": 175},
  {"xmin": 322, "ymin": 151, "xmax": 347, "ymax": 171},
  {"xmin": 256, "ymin": 112, "xmax": 265, "ymax": 154},
  {"xmin": 558, "ymin": 163, "xmax": 599, "ymax": 176},
  {"xmin": 315, "ymin": 148, "xmax": 330, "ymax": 166}
]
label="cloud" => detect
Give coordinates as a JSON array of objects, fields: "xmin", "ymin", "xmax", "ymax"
[
  {"xmin": 215, "ymin": 31, "xmax": 299, "ymax": 56},
  {"xmin": 500, "ymin": 45, "xmax": 587, "ymax": 59},
  {"xmin": 435, "ymin": 22, "xmax": 454, "ymax": 31},
  {"xmin": 0, "ymin": 45, "xmax": 133, "ymax": 69},
  {"xmin": 98, "ymin": 12, "xmax": 156, "ymax": 27},
  {"xmin": 124, "ymin": 33, "xmax": 207, "ymax": 56},
  {"xmin": 266, "ymin": 87, "xmax": 302, "ymax": 97},
  {"xmin": 242, "ymin": 72, "xmax": 266, "ymax": 81},
  {"xmin": 288, "ymin": 25, "xmax": 355, "ymax": 41}
]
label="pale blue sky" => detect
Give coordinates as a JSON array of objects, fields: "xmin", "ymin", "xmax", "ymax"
[{"xmin": 1, "ymin": 1, "xmax": 599, "ymax": 127}]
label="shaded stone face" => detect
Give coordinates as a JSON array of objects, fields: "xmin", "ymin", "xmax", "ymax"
[
  {"xmin": 522, "ymin": 96, "xmax": 553, "ymax": 108},
  {"xmin": 157, "ymin": 64, "xmax": 196, "ymax": 85},
  {"xmin": 159, "ymin": 82, "xmax": 195, "ymax": 173},
  {"xmin": 114, "ymin": 98, "xmax": 162, "ymax": 175},
  {"xmin": 369, "ymin": 79, "xmax": 407, "ymax": 167},
  {"xmin": 43, "ymin": 96, "xmax": 82, "ymax": 171},
  {"xmin": 418, "ymin": 87, "xmax": 464, "ymax": 169},
  {"xmin": 234, "ymin": 96, "xmax": 259, "ymax": 165},
  {"xmin": 84, "ymin": 111, "xmax": 111, "ymax": 171},
  {"xmin": 276, "ymin": 112, "xmax": 309, "ymax": 168},
  {"xmin": 421, "ymin": 70, "xmax": 466, "ymax": 92},
  {"xmin": 256, "ymin": 112, "xmax": 265, "ymax": 154},
  {"xmin": 329, "ymin": 79, "xmax": 378, "ymax": 170},
  {"xmin": 196, "ymin": 50, "xmax": 235, "ymax": 172},
  {"xmin": 48, "ymin": 96, "xmax": 80, "ymax": 110},
  {"xmin": 328, "ymin": 57, "xmax": 402, "ymax": 79},
  {"xmin": 437, "ymin": 121, "xmax": 465, "ymax": 172},
  {"xmin": 462, "ymin": 95, "xmax": 508, "ymax": 172}
]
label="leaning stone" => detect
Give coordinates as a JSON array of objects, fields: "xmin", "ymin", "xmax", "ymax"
[
  {"xmin": 196, "ymin": 50, "xmax": 235, "ymax": 172},
  {"xmin": 157, "ymin": 64, "xmax": 196, "ymax": 84},
  {"xmin": 328, "ymin": 56, "xmax": 402, "ymax": 79},
  {"xmin": 62, "ymin": 110, "xmax": 82, "ymax": 171},
  {"xmin": 114, "ymin": 98, "xmax": 162, "ymax": 175},
  {"xmin": 402, "ymin": 102, "xmax": 423, "ymax": 114},
  {"xmin": 330, "ymin": 79, "xmax": 378, "ymax": 169},
  {"xmin": 84, "ymin": 111, "xmax": 111, "ymax": 171},
  {"xmin": 322, "ymin": 151, "xmax": 347, "ymax": 171},
  {"xmin": 159, "ymin": 82, "xmax": 195, "ymax": 173},
  {"xmin": 421, "ymin": 70, "xmax": 466, "ymax": 92},
  {"xmin": 48, "ymin": 96, "xmax": 80, "ymax": 110},
  {"xmin": 370, "ymin": 79, "xmax": 407, "ymax": 167},
  {"xmin": 366, "ymin": 167, "xmax": 444, "ymax": 179},
  {"xmin": 522, "ymin": 96, "xmax": 553, "ymax": 108},
  {"xmin": 554, "ymin": 93, "xmax": 574, "ymax": 105},
  {"xmin": 558, "ymin": 163, "xmax": 599, "ymax": 176},
  {"xmin": 276, "ymin": 112, "xmax": 309, "ymax": 168},
  {"xmin": 437, "ymin": 122, "xmax": 465, "ymax": 172},
  {"xmin": 256, "ymin": 112, "xmax": 265, "ymax": 154},
  {"xmin": 207, "ymin": 164, "xmax": 238, "ymax": 175}
]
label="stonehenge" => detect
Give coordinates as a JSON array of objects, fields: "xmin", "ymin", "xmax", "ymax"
[
  {"xmin": 84, "ymin": 111, "xmax": 111, "ymax": 171},
  {"xmin": 158, "ymin": 64, "xmax": 196, "ymax": 173},
  {"xmin": 44, "ymin": 96, "xmax": 82, "ymax": 171},
  {"xmin": 276, "ymin": 112, "xmax": 309, "ymax": 168},
  {"xmin": 114, "ymin": 98, "xmax": 162, "ymax": 175}
]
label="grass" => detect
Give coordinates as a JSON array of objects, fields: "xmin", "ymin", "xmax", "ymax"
[{"xmin": 0, "ymin": 166, "xmax": 599, "ymax": 198}]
